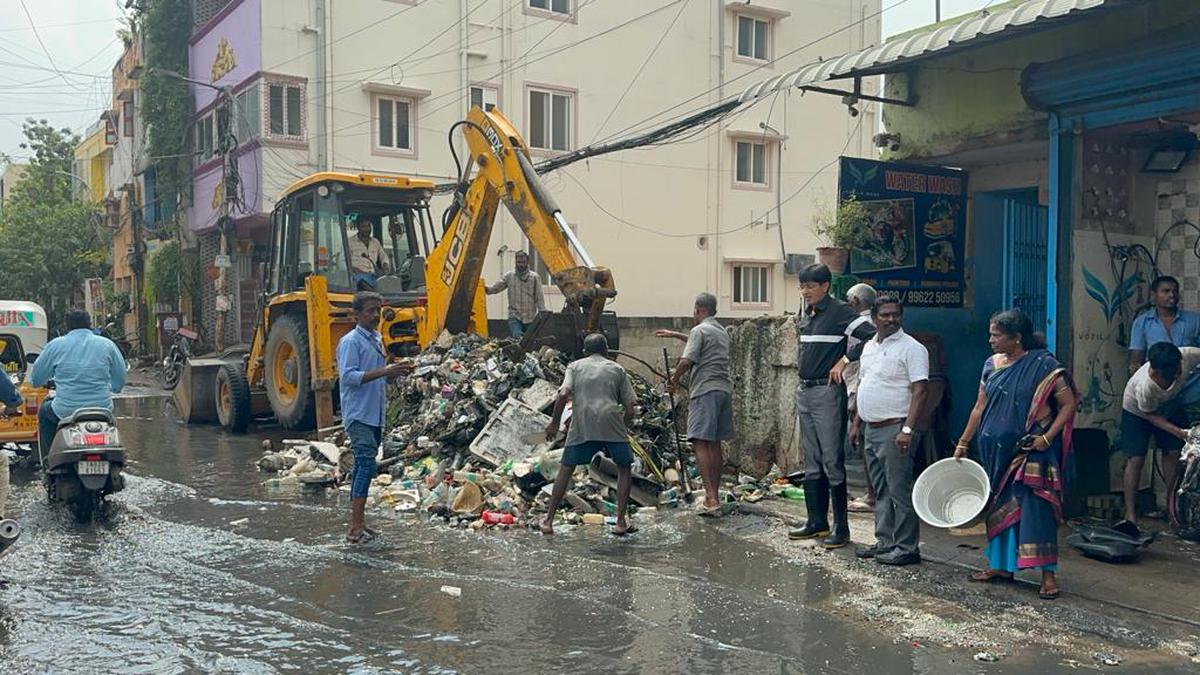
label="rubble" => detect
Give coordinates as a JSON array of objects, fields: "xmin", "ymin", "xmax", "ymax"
[{"xmin": 251, "ymin": 333, "xmax": 827, "ymax": 531}]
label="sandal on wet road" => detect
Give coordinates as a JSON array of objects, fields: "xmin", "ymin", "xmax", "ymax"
[
  {"xmin": 612, "ymin": 523, "xmax": 639, "ymax": 537},
  {"xmin": 346, "ymin": 528, "xmax": 377, "ymax": 544},
  {"xmin": 969, "ymin": 569, "xmax": 1013, "ymax": 583}
]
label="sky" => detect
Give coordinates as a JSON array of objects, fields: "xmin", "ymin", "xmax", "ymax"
[{"xmin": 0, "ymin": 0, "xmax": 997, "ymax": 168}]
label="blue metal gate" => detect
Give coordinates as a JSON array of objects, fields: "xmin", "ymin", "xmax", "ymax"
[{"xmin": 1002, "ymin": 199, "xmax": 1049, "ymax": 334}]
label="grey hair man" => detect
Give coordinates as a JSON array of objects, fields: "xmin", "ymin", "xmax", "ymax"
[
  {"xmin": 844, "ymin": 283, "xmax": 878, "ymax": 513},
  {"xmin": 657, "ymin": 292, "xmax": 734, "ymax": 516}
]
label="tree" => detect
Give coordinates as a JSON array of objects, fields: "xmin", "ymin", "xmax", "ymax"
[{"xmin": 0, "ymin": 119, "xmax": 108, "ymax": 327}]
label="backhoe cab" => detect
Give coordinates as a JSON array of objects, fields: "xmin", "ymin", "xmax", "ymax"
[{"xmin": 177, "ymin": 106, "xmax": 617, "ymax": 433}]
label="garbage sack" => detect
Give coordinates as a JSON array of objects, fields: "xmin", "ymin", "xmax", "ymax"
[{"xmin": 451, "ymin": 481, "xmax": 485, "ymax": 515}]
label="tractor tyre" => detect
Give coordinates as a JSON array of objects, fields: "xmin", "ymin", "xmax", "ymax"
[
  {"xmin": 215, "ymin": 363, "xmax": 253, "ymax": 433},
  {"xmin": 264, "ymin": 315, "xmax": 316, "ymax": 431}
]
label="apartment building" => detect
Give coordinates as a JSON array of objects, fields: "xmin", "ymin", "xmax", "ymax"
[{"xmin": 186, "ymin": 0, "xmax": 881, "ymax": 342}]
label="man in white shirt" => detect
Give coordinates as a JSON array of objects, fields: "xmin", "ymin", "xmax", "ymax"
[
  {"xmin": 851, "ymin": 299, "xmax": 929, "ymax": 565},
  {"xmin": 348, "ymin": 215, "xmax": 391, "ymax": 290},
  {"xmin": 1117, "ymin": 342, "xmax": 1200, "ymax": 537},
  {"xmin": 843, "ymin": 283, "xmax": 877, "ymax": 513}
]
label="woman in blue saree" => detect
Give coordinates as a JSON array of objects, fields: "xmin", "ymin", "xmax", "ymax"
[{"xmin": 955, "ymin": 310, "xmax": 1077, "ymax": 600}]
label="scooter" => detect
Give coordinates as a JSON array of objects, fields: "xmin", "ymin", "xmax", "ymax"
[{"xmin": 42, "ymin": 408, "xmax": 126, "ymax": 523}]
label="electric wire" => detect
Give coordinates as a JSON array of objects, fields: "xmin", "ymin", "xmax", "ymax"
[{"xmin": 17, "ymin": 0, "xmax": 76, "ymax": 90}]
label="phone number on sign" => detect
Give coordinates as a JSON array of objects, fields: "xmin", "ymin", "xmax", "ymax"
[{"xmin": 879, "ymin": 290, "xmax": 963, "ymax": 306}]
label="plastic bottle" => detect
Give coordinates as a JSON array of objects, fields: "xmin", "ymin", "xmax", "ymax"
[
  {"xmin": 481, "ymin": 510, "xmax": 515, "ymax": 525},
  {"xmin": 780, "ymin": 486, "xmax": 806, "ymax": 501}
]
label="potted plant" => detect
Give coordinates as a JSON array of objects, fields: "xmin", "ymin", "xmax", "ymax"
[{"xmin": 811, "ymin": 194, "xmax": 868, "ymax": 274}]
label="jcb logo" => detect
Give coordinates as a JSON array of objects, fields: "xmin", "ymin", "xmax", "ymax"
[{"xmin": 440, "ymin": 204, "xmax": 473, "ymax": 285}]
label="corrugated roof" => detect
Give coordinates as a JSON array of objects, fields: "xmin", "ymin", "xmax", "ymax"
[{"xmin": 737, "ymin": 0, "xmax": 1117, "ymax": 103}]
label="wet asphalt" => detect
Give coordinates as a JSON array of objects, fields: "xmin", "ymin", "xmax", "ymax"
[{"xmin": 0, "ymin": 394, "xmax": 1174, "ymax": 674}]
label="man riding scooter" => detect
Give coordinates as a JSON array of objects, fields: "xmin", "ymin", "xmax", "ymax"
[{"xmin": 28, "ymin": 309, "xmax": 126, "ymax": 461}]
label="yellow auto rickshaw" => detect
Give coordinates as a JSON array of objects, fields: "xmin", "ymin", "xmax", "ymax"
[{"xmin": 0, "ymin": 302, "xmax": 49, "ymax": 455}]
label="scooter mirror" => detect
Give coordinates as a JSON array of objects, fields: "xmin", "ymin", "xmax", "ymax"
[{"xmin": 24, "ymin": 353, "xmax": 38, "ymax": 365}]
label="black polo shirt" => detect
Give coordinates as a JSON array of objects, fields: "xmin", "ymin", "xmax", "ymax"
[{"xmin": 798, "ymin": 296, "xmax": 876, "ymax": 380}]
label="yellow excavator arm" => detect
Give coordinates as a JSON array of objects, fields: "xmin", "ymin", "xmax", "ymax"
[{"xmin": 423, "ymin": 106, "xmax": 616, "ymax": 347}]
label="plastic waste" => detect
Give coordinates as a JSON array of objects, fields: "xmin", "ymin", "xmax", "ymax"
[
  {"xmin": 780, "ymin": 486, "xmax": 806, "ymax": 501},
  {"xmin": 481, "ymin": 511, "xmax": 515, "ymax": 525}
]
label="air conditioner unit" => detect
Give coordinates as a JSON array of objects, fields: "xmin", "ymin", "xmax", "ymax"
[{"xmin": 784, "ymin": 253, "xmax": 815, "ymax": 275}]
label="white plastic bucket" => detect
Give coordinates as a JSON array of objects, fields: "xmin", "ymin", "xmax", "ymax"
[{"xmin": 913, "ymin": 458, "xmax": 991, "ymax": 528}]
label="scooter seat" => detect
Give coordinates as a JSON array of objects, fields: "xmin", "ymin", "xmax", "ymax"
[{"xmin": 57, "ymin": 408, "xmax": 115, "ymax": 427}]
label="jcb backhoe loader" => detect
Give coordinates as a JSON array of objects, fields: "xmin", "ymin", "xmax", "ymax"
[{"xmin": 175, "ymin": 106, "xmax": 617, "ymax": 433}]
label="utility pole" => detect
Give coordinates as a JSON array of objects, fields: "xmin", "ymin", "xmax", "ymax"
[
  {"xmin": 215, "ymin": 85, "xmax": 237, "ymax": 352},
  {"xmin": 935, "ymin": 0, "xmax": 942, "ymax": 22},
  {"xmin": 141, "ymin": 67, "xmax": 239, "ymax": 352}
]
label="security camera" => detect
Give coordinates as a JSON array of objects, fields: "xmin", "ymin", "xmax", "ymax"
[
  {"xmin": 873, "ymin": 132, "xmax": 902, "ymax": 152},
  {"xmin": 841, "ymin": 94, "xmax": 859, "ymax": 118}
]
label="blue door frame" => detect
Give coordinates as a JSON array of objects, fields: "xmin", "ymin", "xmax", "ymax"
[{"xmin": 1031, "ymin": 36, "xmax": 1200, "ymax": 355}]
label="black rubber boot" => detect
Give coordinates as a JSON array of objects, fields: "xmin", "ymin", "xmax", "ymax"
[
  {"xmin": 788, "ymin": 478, "xmax": 830, "ymax": 540},
  {"xmin": 822, "ymin": 482, "xmax": 851, "ymax": 549}
]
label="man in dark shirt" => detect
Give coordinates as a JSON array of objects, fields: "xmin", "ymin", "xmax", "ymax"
[{"xmin": 788, "ymin": 264, "xmax": 876, "ymax": 548}]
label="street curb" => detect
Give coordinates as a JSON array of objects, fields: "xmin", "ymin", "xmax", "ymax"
[{"xmin": 737, "ymin": 500, "xmax": 1200, "ymax": 632}]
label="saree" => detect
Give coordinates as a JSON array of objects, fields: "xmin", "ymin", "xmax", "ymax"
[{"xmin": 977, "ymin": 349, "xmax": 1075, "ymax": 571}]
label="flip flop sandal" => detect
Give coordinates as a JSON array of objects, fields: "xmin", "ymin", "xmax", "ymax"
[
  {"xmin": 1038, "ymin": 587, "xmax": 1060, "ymax": 600},
  {"xmin": 346, "ymin": 528, "xmax": 377, "ymax": 545},
  {"xmin": 969, "ymin": 569, "xmax": 1013, "ymax": 583},
  {"xmin": 612, "ymin": 524, "xmax": 639, "ymax": 537},
  {"xmin": 697, "ymin": 505, "xmax": 722, "ymax": 518}
]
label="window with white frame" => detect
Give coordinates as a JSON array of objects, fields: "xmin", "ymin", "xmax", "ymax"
[
  {"xmin": 528, "ymin": 87, "xmax": 572, "ymax": 152},
  {"xmin": 736, "ymin": 15, "xmax": 771, "ymax": 61},
  {"xmin": 732, "ymin": 264, "xmax": 770, "ymax": 306},
  {"xmin": 470, "ymin": 84, "xmax": 499, "ymax": 112},
  {"xmin": 235, "ymin": 85, "xmax": 260, "ymax": 141},
  {"xmin": 734, "ymin": 140, "xmax": 768, "ymax": 186},
  {"xmin": 266, "ymin": 80, "xmax": 304, "ymax": 140},
  {"xmin": 529, "ymin": 0, "xmax": 571, "ymax": 16},
  {"xmin": 196, "ymin": 113, "xmax": 214, "ymax": 159},
  {"xmin": 374, "ymin": 95, "xmax": 415, "ymax": 153}
]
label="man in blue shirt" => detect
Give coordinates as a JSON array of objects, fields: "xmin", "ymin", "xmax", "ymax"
[
  {"xmin": 337, "ymin": 291, "xmax": 410, "ymax": 544},
  {"xmin": 29, "ymin": 309, "xmax": 125, "ymax": 460},
  {"xmin": 1129, "ymin": 275, "xmax": 1200, "ymax": 372}
]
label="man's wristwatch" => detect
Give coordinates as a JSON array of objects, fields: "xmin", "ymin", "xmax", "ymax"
[{"xmin": 901, "ymin": 425, "xmax": 913, "ymax": 435}]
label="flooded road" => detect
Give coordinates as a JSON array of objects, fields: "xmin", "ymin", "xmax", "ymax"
[{"xmin": 0, "ymin": 395, "xmax": 1164, "ymax": 673}]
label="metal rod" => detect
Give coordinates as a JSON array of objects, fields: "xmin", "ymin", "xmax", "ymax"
[{"xmin": 663, "ymin": 348, "xmax": 693, "ymax": 500}]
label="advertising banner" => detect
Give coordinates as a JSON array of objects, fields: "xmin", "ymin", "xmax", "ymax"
[{"xmin": 838, "ymin": 157, "xmax": 967, "ymax": 308}]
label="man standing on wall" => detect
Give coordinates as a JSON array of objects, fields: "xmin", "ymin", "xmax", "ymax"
[
  {"xmin": 844, "ymin": 283, "xmax": 878, "ymax": 513},
  {"xmin": 657, "ymin": 292, "xmax": 734, "ymax": 517},
  {"xmin": 788, "ymin": 264, "xmax": 876, "ymax": 548},
  {"xmin": 337, "ymin": 291, "xmax": 412, "ymax": 544},
  {"xmin": 486, "ymin": 251, "xmax": 545, "ymax": 339},
  {"xmin": 852, "ymin": 299, "xmax": 928, "ymax": 565}
]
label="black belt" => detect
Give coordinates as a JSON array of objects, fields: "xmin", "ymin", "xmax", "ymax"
[{"xmin": 798, "ymin": 378, "xmax": 831, "ymax": 389}]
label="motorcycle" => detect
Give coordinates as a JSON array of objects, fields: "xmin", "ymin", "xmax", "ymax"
[
  {"xmin": 42, "ymin": 408, "xmax": 126, "ymax": 523},
  {"xmin": 1169, "ymin": 425, "xmax": 1200, "ymax": 542},
  {"xmin": 160, "ymin": 327, "xmax": 198, "ymax": 390}
]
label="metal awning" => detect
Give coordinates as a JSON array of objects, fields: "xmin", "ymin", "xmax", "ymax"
[{"xmin": 737, "ymin": 0, "xmax": 1120, "ymax": 103}]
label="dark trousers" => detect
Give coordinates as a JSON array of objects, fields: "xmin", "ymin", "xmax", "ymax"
[
  {"xmin": 38, "ymin": 404, "xmax": 61, "ymax": 464},
  {"xmin": 796, "ymin": 383, "xmax": 848, "ymax": 486},
  {"xmin": 864, "ymin": 423, "xmax": 920, "ymax": 556}
]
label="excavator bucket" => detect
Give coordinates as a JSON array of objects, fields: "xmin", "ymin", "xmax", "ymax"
[{"xmin": 518, "ymin": 309, "xmax": 619, "ymax": 357}]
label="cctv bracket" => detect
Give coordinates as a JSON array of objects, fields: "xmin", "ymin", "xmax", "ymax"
[{"xmin": 800, "ymin": 72, "xmax": 917, "ymax": 108}]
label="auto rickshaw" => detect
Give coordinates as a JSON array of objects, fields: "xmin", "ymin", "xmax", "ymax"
[{"xmin": 0, "ymin": 302, "xmax": 49, "ymax": 460}]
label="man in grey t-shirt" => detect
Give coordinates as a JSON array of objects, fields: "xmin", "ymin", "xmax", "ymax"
[
  {"xmin": 658, "ymin": 292, "xmax": 734, "ymax": 516},
  {"xmin": 543, "ymin": 333, "xmax": 637, "ymax": 535}
]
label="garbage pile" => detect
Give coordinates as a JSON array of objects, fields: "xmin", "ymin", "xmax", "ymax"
[{"xmin": 254, "ymin": 332, "xmax": 712, "ymax": 529}]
